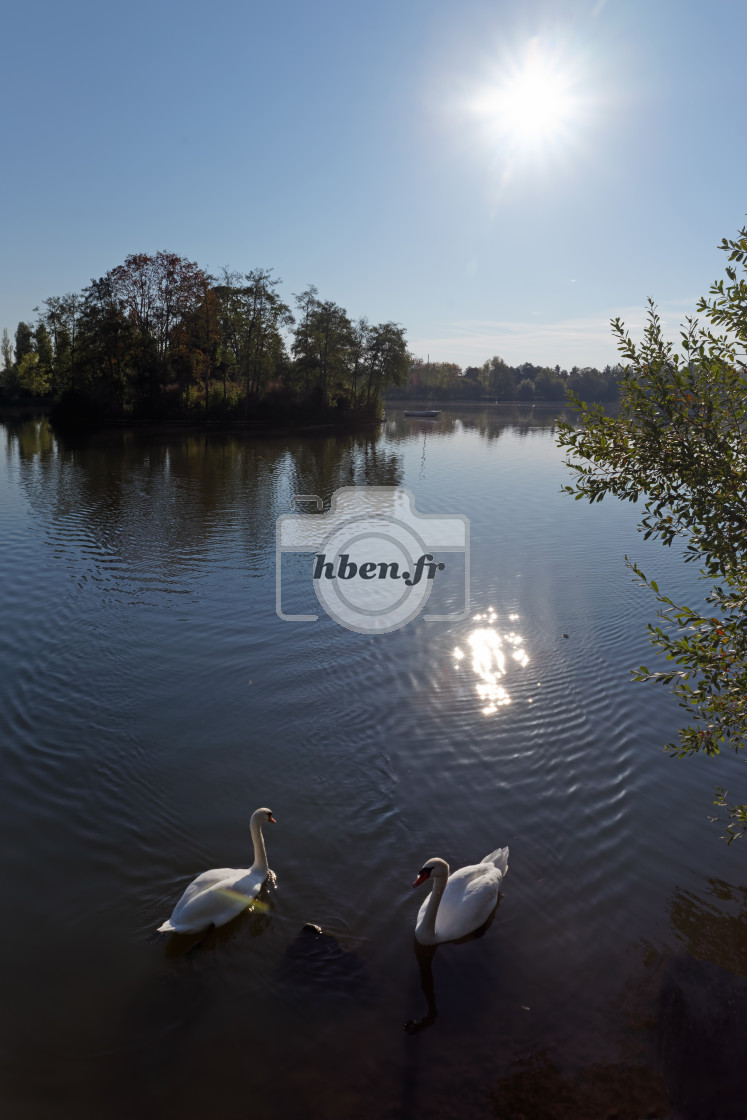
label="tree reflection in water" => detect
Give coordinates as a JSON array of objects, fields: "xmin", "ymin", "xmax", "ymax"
[
  {"xmin": 488, "ymin": 877, "xmax": 747, "ymax": 1119},
  {"xmin": 656, "ymin": 878, "xmax": 747, "ymax": 1120}
]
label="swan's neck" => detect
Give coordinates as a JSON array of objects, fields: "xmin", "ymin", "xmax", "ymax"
[
  {"xmin": 421, "ymin": 874, "xmax": 447, "ymax": 941},
  {"xmin": 250, "ymin": 817, "xmax": 269, "ymax": 873}
]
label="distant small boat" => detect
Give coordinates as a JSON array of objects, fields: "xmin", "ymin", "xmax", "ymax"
[{"xmin": 404, "ymin": 409, "xmax": 441, "ymax": 418}]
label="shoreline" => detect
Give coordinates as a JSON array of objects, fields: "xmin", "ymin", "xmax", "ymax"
[
  {"xmin": 0, "ymin": 396, "xmax": 600, "ymax": 436},
  {"xmin": 384, "ymin": 397, "xmax": 577, "ymax": 408},
  {"xmin": 0, "ymin": 402, "xmax": 385, "ymax": 439}
]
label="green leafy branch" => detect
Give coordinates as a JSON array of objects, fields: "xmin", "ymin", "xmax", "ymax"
[{"xmin": 557, "ymin": 223, "xmax": 747, "ymax": 840}]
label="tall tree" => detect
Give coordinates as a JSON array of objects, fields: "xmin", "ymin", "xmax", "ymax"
[
  {"xmin": 215, "ymin": 268, "xmax": 293, "ymax": 411},
  {"xmin": 14, "ymin": 322, "xmax": 34, "ymax": 366},
  {"xmin": 291, "ymin": 285, "xmax": 321, "ymax": 395},
  {"xmin": 36, "ymin": 294, "xmax": 84, "ymax": 391},
  {"xmin": 105, "ymin": 251, "xmax": 208, "ymax": 402},
  {"xmin": 361, "ymin": 321, "xmax": 409, "ymax": 405},
  {"xmin": 348, "ymin": 317, "xmax": 370, "ymax": 406},
  {"xmin": 0, "ymin": 328, "xmax": 15, "ymax": 393},
  {"xmin": 33, "ymin": 323, "xmax": 53, "ymax": 391},
  {"xmin": 481, "ymin": 355, "xmax": 515, "ymax": 399},
  {"xmin": 17, "ymin": 352, "xmax": 51, "ymax": 397},
  {"xmin": 182, "ymin": 279, "xmax": 221, "ymax": 412},
  {"xmin": 78, "ymin": 276, "xmax": 135, "ymax": 408},
  {"xmin": 306, "ymin": 299, "xmax": 352, "ymax": 409}
]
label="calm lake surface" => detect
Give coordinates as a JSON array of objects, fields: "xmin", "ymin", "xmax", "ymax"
[{"xmin": 2, "ymin": 405, "xmax": 746, "ymax": 1120}]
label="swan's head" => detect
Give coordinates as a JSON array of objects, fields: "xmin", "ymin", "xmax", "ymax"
[
  {"xmin": 252, "ymin": 807, "xmax": 276, "ymax": 825},
  {"xmin": 412, "ymin": 857, "xmax": 448, "ymax": 888}
]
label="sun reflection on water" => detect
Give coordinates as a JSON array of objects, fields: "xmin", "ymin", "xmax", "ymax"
[{"xmin": 452, "ymin": 608, "xmax": 530, "ymax": 715}]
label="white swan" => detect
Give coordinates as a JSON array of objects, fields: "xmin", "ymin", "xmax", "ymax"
[
  {"xmin": 157, "ymin": 807, "xmax": 276, "ymax": 934},
  {"xmin": 411, "ymin": 846, "xmax": 508, "ymax": 945}
]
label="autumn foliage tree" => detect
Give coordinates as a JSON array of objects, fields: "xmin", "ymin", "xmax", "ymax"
[
  {"xmin": 105, "ymin": 251, "xmax": 208, "ymax": 405},
  {"xmin": 1, "ymin": 250, "xmax": 413, "ymax": 422}
]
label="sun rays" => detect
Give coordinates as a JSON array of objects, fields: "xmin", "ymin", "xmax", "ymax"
[{"xmin": 463, "ymin": 37, "xmax": 590, "ymax": 182}]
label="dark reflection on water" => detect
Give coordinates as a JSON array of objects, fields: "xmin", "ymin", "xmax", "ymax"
[
  {"xmin": 490, "ymin": 876, "xmax": 747, "ymax": 1120},
  {"xmin": 654, "ymin": 879, "xmax": 747, "ymax": 1120},
  {"xmin": 668, "ymin": 877, "xmax": 747, "ymax": 977},
  {"xmin": 404, "ymin": 905, "xmax": 501, "ymax": 1036},
  {"xmin": 490, "ymin": 1053, "xmax": 670, "ymax": 1120},
  {"xmin": 0, "ymin": 405, "xmax": 746, "ymax": 1118},
  {"xmin": 405, "ymin": 941, "xmax": 439, "ymax": 1035},
  {"xmin": 276, "ymin": 923, "xmax": 374, "ymax": 1004}
]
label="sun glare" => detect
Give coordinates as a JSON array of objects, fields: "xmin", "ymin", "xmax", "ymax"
[
  {"xmin": 498, "ymin": 67, "xmax": 574, "ymax": 144},
  {"xmin": 452, "ymin": 610, "xmax": 530, "ymax": 717},
  {"xmin": 468, "ymin": 40, "xmax": 585, "ymax": 163}
]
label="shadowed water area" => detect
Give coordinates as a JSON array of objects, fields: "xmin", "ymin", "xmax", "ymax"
[{"xmin": 1, "ymin": 405, "xmax": 746, "ymax": 1119}]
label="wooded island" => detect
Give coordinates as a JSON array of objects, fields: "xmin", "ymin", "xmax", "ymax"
[{"xmin": 0, "ymin": 250, "xmax": 621, "ymax": 427}]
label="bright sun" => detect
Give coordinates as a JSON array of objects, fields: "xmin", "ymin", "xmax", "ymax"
[
  {"xmin": 469, "ymin": 42, "xmax": 582, "ymax": 158},
  {"xmin": 499, "ymin": 67, "xmax": 574, "ymax": 144}
]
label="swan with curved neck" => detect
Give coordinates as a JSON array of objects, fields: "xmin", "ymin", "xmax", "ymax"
[
  {"xmin": 157, "ymin": 807, "xmax": 276, "ymax": 934},
  {"xmin": 412, "ymin": 846, "xmax": 508, "ymax": 945}
]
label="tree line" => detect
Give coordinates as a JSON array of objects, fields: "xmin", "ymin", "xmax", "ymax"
[
  {"xmin": 0, "ymin": 251, "xmax": 411, "ymax": 425},
  {"xmin": 0, "ymin": 249, "xmax": 623, "ymax": 425},
  {"xmin": 387, "ymin": 355, "xmax": 623, "ymax": 403}
]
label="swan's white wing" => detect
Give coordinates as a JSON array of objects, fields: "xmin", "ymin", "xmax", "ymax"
[
  {"xmin": 178, "ymin": 867, "xmax": 239, "ymax": 900},
  {"xmin": 231, "ymin": 866, "xmax": 267, "ymax": 899},
  {"xmin": 161, "ymin": 866, "xmax": 258, "ymax": 933},
  {"xmin": 480, "ymin": 846, "xmax": 509, "ymax": 876},
  {"xmin": 420, "ymin": 863, "xmax": 501, "ymax": 943}
]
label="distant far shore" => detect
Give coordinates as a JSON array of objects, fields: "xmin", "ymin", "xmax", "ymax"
[{"xmin": 384, "ymin": 398, "xmax": 579, "ymax": 408}]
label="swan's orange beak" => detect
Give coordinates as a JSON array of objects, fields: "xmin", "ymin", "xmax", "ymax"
[
  {"xmin": 412, "ymin": 870, "xmax": 429, "ymax": 888},
  {"xmin": 269, "ymin": 814, "xmax": 277, "ymax": 823}
]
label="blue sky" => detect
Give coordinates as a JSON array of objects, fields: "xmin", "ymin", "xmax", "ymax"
[{"xmin": 2, "ymin": 0, "xmax": 746, "ymax": 369}]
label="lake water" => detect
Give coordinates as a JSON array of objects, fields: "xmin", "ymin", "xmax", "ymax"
[{"xmin": 1, "ymin": 405, "xmax": 746, "ymax": 1120}]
